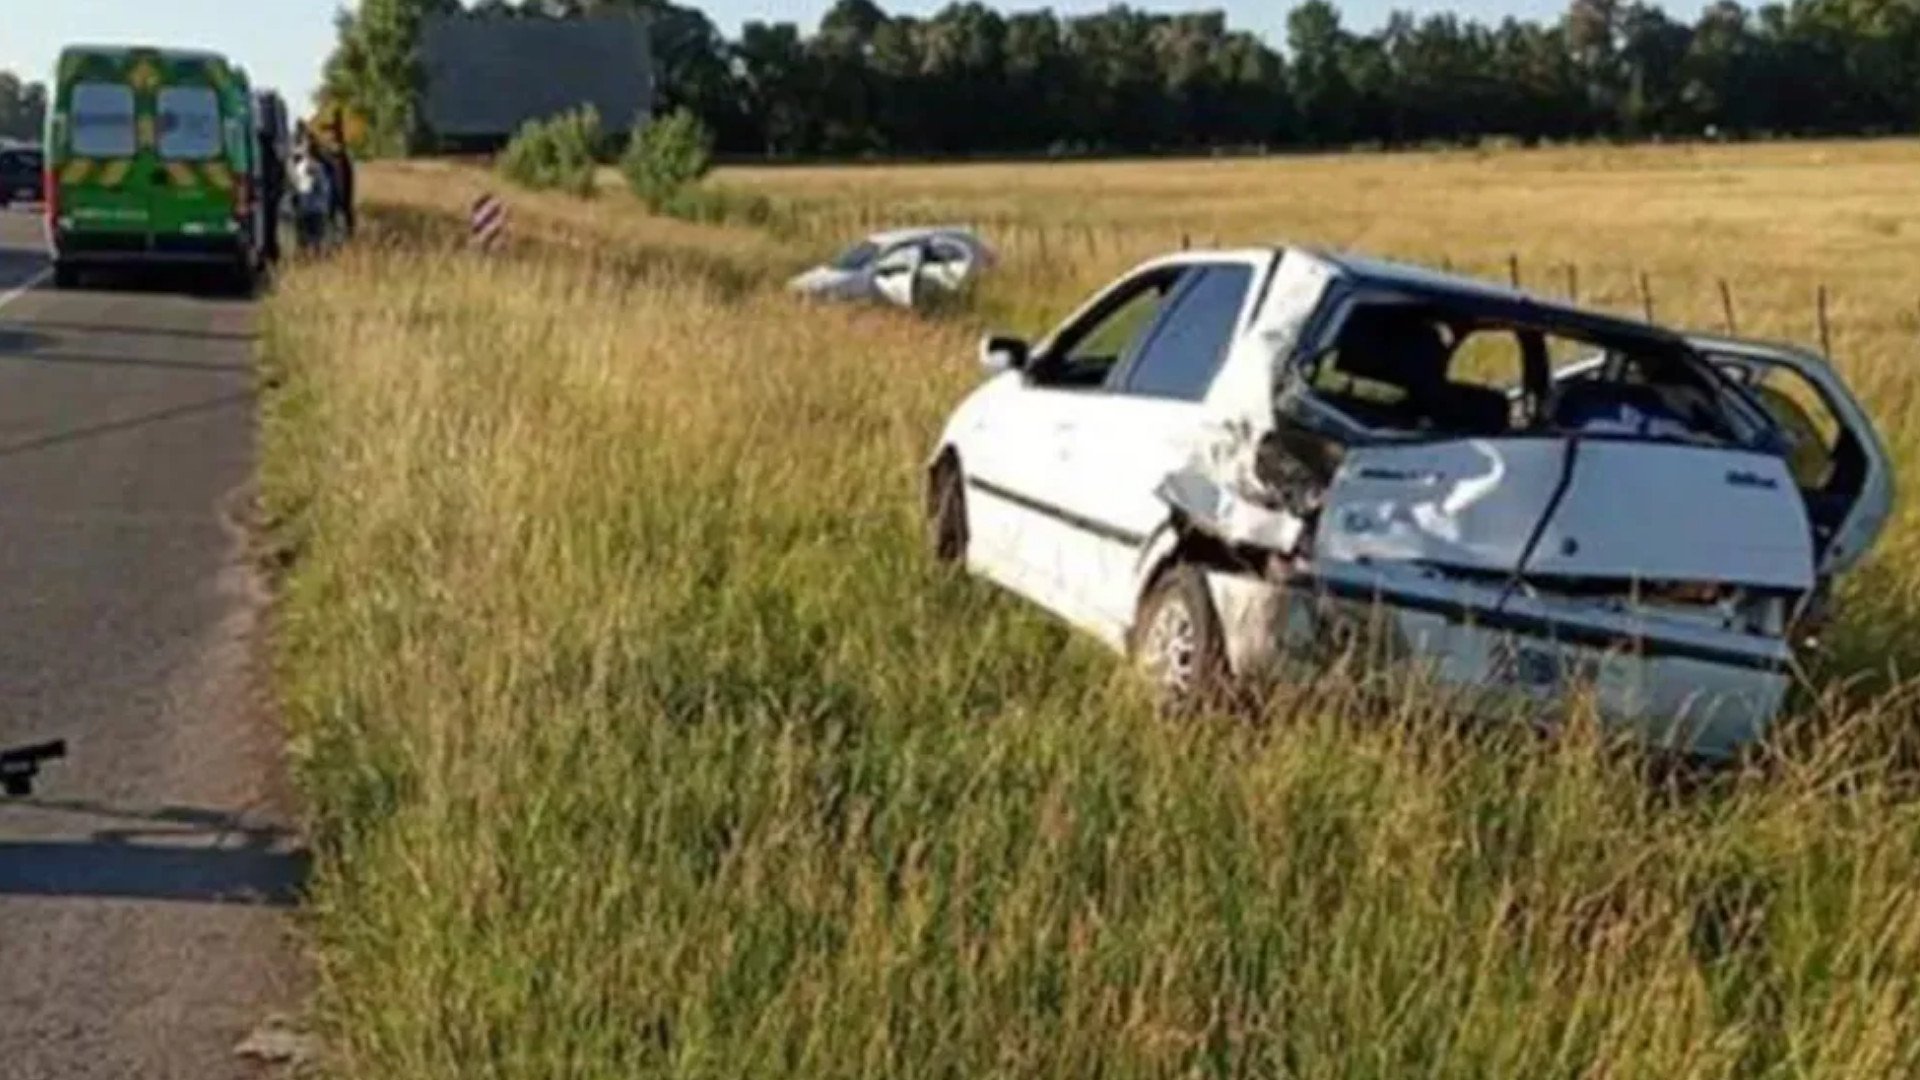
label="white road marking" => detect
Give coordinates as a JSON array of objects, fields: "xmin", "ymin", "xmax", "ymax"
[{"xmin": 0, "ymin": 267, "xmax": 52, "ymax": 313}]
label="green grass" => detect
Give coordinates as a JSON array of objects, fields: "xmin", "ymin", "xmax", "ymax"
[{"xmin": 265, "ymin": 154, "xmax": 1920, "ymax": 1079}]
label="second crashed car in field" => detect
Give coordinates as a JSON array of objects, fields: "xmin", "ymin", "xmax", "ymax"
[
  {"xmin": 926, "ymin": 247, "xmax": 1892, "ymax": 758},
  {"xmin": 790, "ymin": 226, "xmax": 995, "ymax": 309}
]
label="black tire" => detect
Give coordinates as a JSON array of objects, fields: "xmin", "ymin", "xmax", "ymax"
[
  {"xmin": 1131, "ymin": 563, "xmax": 1232, "ymax": 710},
  {"xmin": 51, "ymin": 262, "xmax": 79, "ymax": 290},
  {"xmin": 927, "ymin": 456, "xmax": 968, "ymax": 565}
]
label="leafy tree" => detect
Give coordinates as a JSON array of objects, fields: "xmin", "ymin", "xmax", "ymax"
[
  {"xmin": 0, "ymin": 73, "xmax": 48, "ymax": 141},
  {"xmin": 322, "ymin": 0, "xmax": 461, "ymax": 155},
  {"xmin": 320, "ymin": 0, "xmax": 1920, "ymax": 159}
]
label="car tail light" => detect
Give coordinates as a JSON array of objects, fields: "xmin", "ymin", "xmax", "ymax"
[
  {"xmin": 44, "ymin": 163, "xmax": 58, "ymax": 224},
  {"xmin": 234, "ymin": 176, "xmax": 252, "ymax": 221}
]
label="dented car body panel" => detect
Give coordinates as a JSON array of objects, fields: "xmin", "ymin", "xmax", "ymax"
[{"xmin": 932, "ymin": 247, "xmax": 1893, "ymax": 757}]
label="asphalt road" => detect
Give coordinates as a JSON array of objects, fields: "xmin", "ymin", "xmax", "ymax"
[{"xmin": 0, "ymin": 209, "xmax": 302, "ymax": 1078}]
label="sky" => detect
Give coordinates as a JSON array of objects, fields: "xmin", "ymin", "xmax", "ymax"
[{"xmin": 0, "ymin": 0, "xmax": 1713, "ymax": 114}]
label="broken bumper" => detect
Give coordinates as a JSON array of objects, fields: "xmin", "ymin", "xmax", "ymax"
[{"xmin": 1209, "ymin": 566, "xmax": 1793, "ymax": 759}]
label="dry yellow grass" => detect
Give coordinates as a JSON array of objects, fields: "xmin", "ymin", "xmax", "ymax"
[{"xmin": 266, "ymin": 143, "xmax": 1920, "ymax": 1079}]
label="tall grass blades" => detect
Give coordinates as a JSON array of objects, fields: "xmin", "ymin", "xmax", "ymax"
[{"xmin": 267, "ymin": 145, "xmax": 1920, "ymax": 1079}]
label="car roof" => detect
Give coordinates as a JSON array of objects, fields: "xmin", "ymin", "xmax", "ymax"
[{"xmin": 1307, "ymin": 248, "xmax": 1690, "ymax": 353}]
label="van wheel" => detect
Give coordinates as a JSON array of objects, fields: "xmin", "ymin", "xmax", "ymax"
[
  {"xmin": 927, "ymin": 456, "xmax": 968, "ymax": 565},
  {"xmin": 51, "ymin": 263, "xmax": 78, "ymax": 289},
  {"xmin": 226, "ymin": 261, "xmax": 258, "ymax": 298},
  {"xmin": 1132, "ymin": 563, "xmax": 1231, "ymax": 710}
]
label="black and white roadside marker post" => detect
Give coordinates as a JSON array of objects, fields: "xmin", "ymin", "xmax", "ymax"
[{"xmin": 471, "ymin": 193, "xmax": 508, "ymax": 252}]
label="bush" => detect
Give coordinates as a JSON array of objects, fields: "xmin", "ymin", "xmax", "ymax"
[
  {"xmin": 621, "ymin": 107, "xmax": 713, "ymax": 210},
  {"xmin": 498, "ymin": 106, "xmax": 603, "ymax": 197}
]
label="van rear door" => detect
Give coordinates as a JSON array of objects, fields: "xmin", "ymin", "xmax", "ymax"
[
  {"xmin": 151, "ymin": 62, "xmax": 241, "ymax": 251},
  {"xmin": 58, "ymin": 77, "xmax": 150, "ymax": 241}
]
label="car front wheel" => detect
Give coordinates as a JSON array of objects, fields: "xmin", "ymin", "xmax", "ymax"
[{"xmin": 1131, "ymin": 563, "xmax": 1231, "ymax": 710}]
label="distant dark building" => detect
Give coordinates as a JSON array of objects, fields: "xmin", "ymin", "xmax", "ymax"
[{"xmin": 419, "ymin": 14, "xmax": 653, "ymax": 150}]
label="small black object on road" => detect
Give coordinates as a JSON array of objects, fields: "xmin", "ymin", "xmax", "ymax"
[{"xmin": 1, "ymin": 740, "xmax": 67, "ymax": 797}]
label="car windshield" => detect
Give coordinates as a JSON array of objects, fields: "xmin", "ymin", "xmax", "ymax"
[{"xmin": 830, "ymin": 242, "xmax": 880, "ymax": 272}]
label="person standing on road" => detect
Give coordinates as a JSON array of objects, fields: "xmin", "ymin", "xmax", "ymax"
[
  {"xmin": 257, "ymin": 118, "xmax": 286, "ymax": 265},
  {"xmin": 290, "ymin": 134, "xmax": 333, "ymax": 254}
]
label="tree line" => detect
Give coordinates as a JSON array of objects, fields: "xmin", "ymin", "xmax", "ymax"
[
  {"xmin": 0, "ymin": 72, "xmax": 47, "ymax": 142},
  {"xmin": 327, "ymin": 0, "xmax": 1920, "ymax": 157}
]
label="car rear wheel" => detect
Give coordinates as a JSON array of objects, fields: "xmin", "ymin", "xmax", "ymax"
[
  {"xmin": 928, "ymin": 456, "xmax": 968, "ymax": 565},
  {"xmin": 51, "ymin": 262, "xmax": 78, "ymax": 290},
  {"xmin": 1132, "ymin": 563, "xmax": 1231, "ymax": 710}
]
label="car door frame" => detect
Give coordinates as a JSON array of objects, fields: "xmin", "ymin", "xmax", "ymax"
[
  {"xmin": 1039, "ymin": 258, "xmax": 1272, "ymax": 635},
  {"xmin": 869, "ymin": 240, "xmax": 925, "ymax": 308},
  {"xmin": 958, "ymin": 257, "xmax": 1202, "ymax": 635}
]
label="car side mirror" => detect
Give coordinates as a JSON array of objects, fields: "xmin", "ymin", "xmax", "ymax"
[{"xmin": 979, "ymin": 334, "xmax": 1029, "ymax": 374}]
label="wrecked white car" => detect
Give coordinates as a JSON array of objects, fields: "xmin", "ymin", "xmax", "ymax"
[
  {"xmin": 926, "ymin": 248, "xmax": 1892, "ymax": 758},
  {"xmin": 790, "ymin": 227, "xmax": 995, "ymax": 309}
]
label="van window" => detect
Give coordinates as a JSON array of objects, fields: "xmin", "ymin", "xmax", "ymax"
[
  {"xmin": 159, "ymin": 87, "xmax": 223, "ymax": 160},
  {"xmin": 70, "ymin": 82, "xmax": 136, "ymax": 157}
]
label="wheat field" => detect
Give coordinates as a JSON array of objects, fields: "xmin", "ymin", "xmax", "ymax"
[{"xmin": 267, "ymin": 144, "xmax": 1920, "ymax": 1079}]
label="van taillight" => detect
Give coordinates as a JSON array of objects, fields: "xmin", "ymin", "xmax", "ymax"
[{"xmin": 44, "ymin": 165, "xmax": 58, "ymax": 224}]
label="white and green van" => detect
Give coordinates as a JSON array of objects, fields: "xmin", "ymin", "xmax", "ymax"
[{"xmin": 44, "ymin": 45, "xmax": 269, "ymax": 290}]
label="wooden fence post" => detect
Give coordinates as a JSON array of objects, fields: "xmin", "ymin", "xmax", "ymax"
[
  {"xmin": 1817, "ymin": 286, "xmax": 1832, "ymax": 357},
  {"xmin": 1564, "ymin": 264, "xmax": 1579, "ymax": 302},
  {"xmin": 1638, "ymin": 272, "xmax": 1655, "ymax": 322},
  {"xmin": 1719, "ymin": 279, "xmax": 1738, "ymax": 334},
  {"xmin": 1508, "ymin": 253, "xmax": 1521, "ymax": 288}
]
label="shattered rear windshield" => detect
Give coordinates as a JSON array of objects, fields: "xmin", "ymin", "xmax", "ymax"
[{"xmin": 1310, "ymin": 296, "xmax": 1758, "ymax": 446}]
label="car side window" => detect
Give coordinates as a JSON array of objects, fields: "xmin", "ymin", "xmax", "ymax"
[
  {"xmin": 925, "ymin": 238, "xmax": 969, "ymax": 267},
  {"xmin": 1032, "ymin": 268, "xmax": 1185, "ymax": 390},
  {"xmin": 1119, "ymin": 265, "xmax": 1252, "ymax": 401}
]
